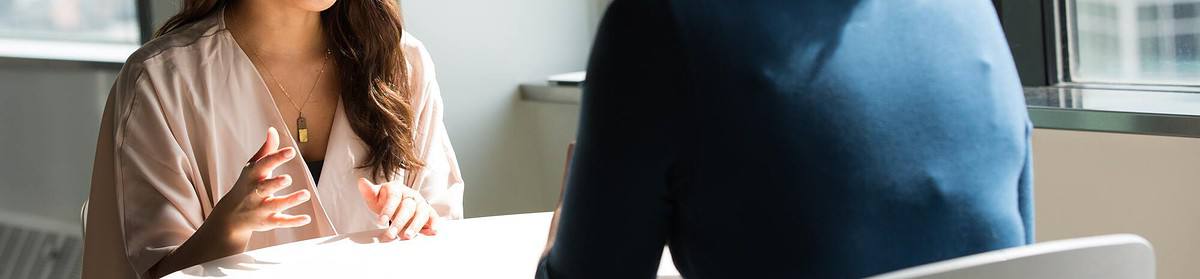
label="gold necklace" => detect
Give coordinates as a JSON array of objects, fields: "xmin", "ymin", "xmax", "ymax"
[{"xmin": 246, "ymin": 47, "xmax": 331, "ymax": 143}]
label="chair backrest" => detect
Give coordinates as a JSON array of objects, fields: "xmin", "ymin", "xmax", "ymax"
[{"xmin": 867, "ymin": 234, "xmax": 1154, "ymax": 279}]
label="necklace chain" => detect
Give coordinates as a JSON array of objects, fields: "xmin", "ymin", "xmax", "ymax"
[
  {"xmin": 244, "ymin": 46, "xmax": 330, "ymax": 143},
  {"xmin": 245, "ymin": 47, "xmax": 330, "ymax": 117},
  {"xmin": 228, "ymin": 10, "xmax": 331, "ymax": 144}
]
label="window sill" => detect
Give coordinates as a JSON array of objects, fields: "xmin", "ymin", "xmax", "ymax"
[
  {"xmin": 519, "ymin": 83, "xmax": 582, "ymax": 105},
  {"xmin": 1026, "ymin": 86, "xmax": 1200, "ymax": 138},
  {"xmin": 520, "ymin": 83, "xmax": 1200, "ymax": 138},
  {"xmin": 0, "ymin": 38, "xmax": 137, "ymax": 69}
]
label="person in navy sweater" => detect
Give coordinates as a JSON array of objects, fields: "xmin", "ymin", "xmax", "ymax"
[{"xmin": 539, "ymin": 0, "xmax": 1033, "ymax": 278}]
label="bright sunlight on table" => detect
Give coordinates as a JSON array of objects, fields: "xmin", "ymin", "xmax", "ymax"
[{"xmin": 165, "ymin": 212, "xmax": 681, "ymax": 278}]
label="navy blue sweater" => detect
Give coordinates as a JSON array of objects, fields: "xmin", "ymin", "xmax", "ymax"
[{"xmin": 540, "ymin": 0, "xmax": 1033, "ymax": 278}]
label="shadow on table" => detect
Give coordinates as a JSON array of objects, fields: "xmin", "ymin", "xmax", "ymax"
[
  {"xmin": 178, "ymin": 254, "xmax": 279, "ymax": 277},
  {"xmin": 318, "ymin": 228, "xmax": 391, "ymax": 245}
]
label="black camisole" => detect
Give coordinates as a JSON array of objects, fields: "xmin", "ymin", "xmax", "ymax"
[{"xmin": 306, "ymin": 160, "xmax": 324, "ymax": 185}]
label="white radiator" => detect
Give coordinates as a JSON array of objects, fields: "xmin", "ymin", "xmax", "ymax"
[{"xmin": 0, "ymin": 210, "xmax": 82, "ymax": 279}]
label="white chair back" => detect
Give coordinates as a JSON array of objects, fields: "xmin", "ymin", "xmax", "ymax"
[{"xmin": 868, "ymin": 234, "xmax": 1154, "ymax": 279}]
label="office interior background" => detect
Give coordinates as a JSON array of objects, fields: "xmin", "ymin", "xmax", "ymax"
[{"xmin": 0, "ymin": 0, "xmax": 1197, "ymax": 278}]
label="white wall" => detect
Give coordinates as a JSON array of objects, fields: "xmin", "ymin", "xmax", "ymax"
[
  {"xmin": 0, "ymin": 68, "xmax": 114, "ymax": 224},
  {"xmin": 1033, "ymin": 129, "xmax": 1200, "ymax": 279},
  {"xmin": 399, "ymin": 0, "xmax": 602, "ymax": 217}
]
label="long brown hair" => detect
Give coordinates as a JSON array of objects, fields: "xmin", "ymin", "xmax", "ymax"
[{"xmin": 156, "ymin": 0, "xmax": 424, "ymax": 181}]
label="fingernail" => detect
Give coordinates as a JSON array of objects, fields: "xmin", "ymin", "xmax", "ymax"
[
  {"xmin": 378, "ymin": 215, "xmax": 389, "ymax": 223},
  {"xmin": 387, "ymin": 227, "xmax": 399, "ymax": 237}
]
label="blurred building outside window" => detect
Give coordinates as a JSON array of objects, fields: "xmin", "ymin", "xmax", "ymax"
[
  {"xmin": 1072, "ymin": 0, "xmax": 1200, "ymax": 86},
  {"xmin": 0, "ymin": 0, "xmax": 140, "ymax": 63}
]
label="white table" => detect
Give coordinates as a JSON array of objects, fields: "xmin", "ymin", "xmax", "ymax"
[{"xmin": 166, "ymin": 212, "xmax": 681, "ymax": 278}]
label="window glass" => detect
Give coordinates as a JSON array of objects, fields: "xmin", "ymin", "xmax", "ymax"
[
  {"xmin": 0, "ymin": 0, "xmax": 139, "ymax": 46},
  {"xmin": 1070, "ymin": 0, "xmax": 1200, "ymax": 85}
]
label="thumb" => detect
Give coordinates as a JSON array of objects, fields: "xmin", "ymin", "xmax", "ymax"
[{"xmin": 357, "ymin": 178, "xmax": 382, "ymax": 211}]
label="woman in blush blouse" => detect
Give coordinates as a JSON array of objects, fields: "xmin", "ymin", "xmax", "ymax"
[{"xmin": 82, "ymin": 0, "xmax": 464, "ymax": 278}]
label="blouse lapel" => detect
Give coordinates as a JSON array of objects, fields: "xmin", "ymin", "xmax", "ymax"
[
  {"xmin": 318, "ymin": 99, "xmax": 392, "ymax": 233},
  {"xmin": 219, "ymin": 11, "xmax": 337, "ymax": 239}
]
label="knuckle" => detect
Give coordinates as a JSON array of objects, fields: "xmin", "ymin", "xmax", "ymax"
[
  {"xmin": 272, "ymin": 176, "xmax": 288, "ymax": 186},
  {"xmin": 259, "ymin": 156, "xmax": 278, "ymax": 167},
  {"xmin": 262, "ymin": 199, "xmax": 278, "ymax": 211},
  {"xmin": 287, "ymin": 194, "xmax": 304, "ymax": 206}
]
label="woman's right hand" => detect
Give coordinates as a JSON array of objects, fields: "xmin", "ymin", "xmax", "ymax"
[
  {"xmin": 210, "ymin": 127, "xmax": 312, "ymax": 241},
  {"xmin": 145, "ymin": 127, "xmax": 312, "ymax": 278}
]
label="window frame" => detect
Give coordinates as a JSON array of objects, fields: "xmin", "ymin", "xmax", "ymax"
[{"xmin": 996, "ymin": 0, "xmax": 1063, "ymax": 87}]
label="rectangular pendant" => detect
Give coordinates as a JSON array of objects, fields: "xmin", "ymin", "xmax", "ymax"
[{"xmin": 297, "ymin": 117, "xmax": 309, "ymax": 143}]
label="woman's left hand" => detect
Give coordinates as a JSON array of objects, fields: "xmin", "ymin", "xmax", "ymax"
[{"xmin": 357, "ymin": 178, "xmax": 439, "ymax": 241}]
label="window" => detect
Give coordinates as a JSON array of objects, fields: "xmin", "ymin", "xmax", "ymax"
[
  {"xmin": 0, "ymin": 0, "xmax": 146, "ymax": 64},
  {"xmin": 1067, "ymin": 0, "xmax": 1200, "ymax": 85},
  {"xmin": 999, "ymin": 0, "xmax": 1200, "ymax": 138}
]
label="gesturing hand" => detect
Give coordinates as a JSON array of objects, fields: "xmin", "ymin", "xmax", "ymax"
[
  {"xmin": 144, "ymin": 127, "xmax": 312, "ymax": 278},
  {"xmin": 358, "ymin": 178, "xmax": 439, "ymax": 241},
  {"xmin": 211, "ymin": 127, "xmax": 312, "ymax": 240}
]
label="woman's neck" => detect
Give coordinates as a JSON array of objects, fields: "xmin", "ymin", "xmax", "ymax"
[{"xmin": 226, "ymin": 0, "xmax": 327, "ymax": 60}]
